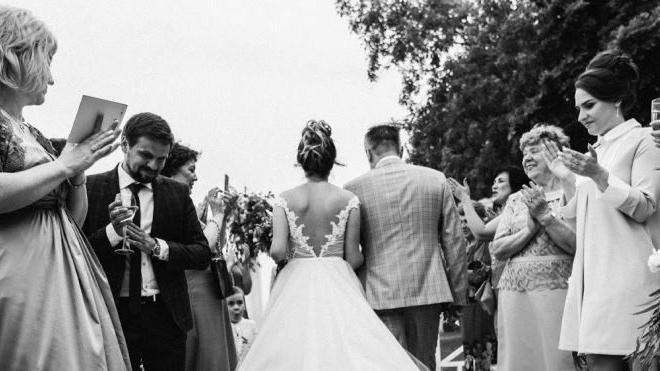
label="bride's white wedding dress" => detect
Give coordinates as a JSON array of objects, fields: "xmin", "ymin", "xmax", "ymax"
[{"xmin": 237, "ymin": 196, "xmax": 422, "ymax": 370}]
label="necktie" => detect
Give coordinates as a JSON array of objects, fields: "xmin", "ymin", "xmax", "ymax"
[{"xmin": 128, "ymin": 183, "xmax": 143, "ymax": 314}]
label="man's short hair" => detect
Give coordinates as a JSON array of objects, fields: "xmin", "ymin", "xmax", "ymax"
[
  {"xmin": 122, "ymin": 112, "xmax": 174, "ymax": 147},
  {"xmin": 365, "ymin": 124, "xmax": 400, "ymax": 150}
]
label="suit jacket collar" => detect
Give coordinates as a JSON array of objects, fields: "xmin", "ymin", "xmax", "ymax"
[{"xmin": 374, "ymin": 156, "xmax": 403, "ymax": 169}]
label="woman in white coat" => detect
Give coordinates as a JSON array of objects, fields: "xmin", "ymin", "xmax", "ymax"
[{"xmin": 550, "ymin": 50, "xmax": 660, "ymax": 370}]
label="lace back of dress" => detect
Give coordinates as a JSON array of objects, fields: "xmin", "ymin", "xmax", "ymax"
[{"xmin": 271, "ymin": 196, "xmax": 359, "ymax": 259}]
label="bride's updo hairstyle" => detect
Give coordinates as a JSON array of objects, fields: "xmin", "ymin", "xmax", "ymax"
[
  {"xmin": 575, "ymin": 49, "xmax": 639, "ymax": 117},
  {"xmin": 297, "ymin": 120, "xmax": 343, "ymax": 178}
]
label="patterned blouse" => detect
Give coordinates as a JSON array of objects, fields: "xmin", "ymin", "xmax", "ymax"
[
  {"xmin": 495, "ymin": 190, "xmax": 573, "ymax": 292},
  {"xmin": 0, "ymin": 108, "xmax": 57, "ymax": 173}
]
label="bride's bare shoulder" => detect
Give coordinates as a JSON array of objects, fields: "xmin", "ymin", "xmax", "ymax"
[{"xmin": 278, "ymin": 186, "xmax": 309, "ymax": 209}]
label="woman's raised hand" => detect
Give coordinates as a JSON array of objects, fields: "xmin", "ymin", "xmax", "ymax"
[
  {"xmin": 208, "ymin": 186, "xmax": 238, "ymax": 218},
  {"xmin": 541, "ymin": 140, "xmax": 572, "ymax": 180},
  {"xmin": 558, "ymin": 145, "xmax": 609, "ymax": 186},
  {"xmin": 447, "ymin": 177, "xmax": 471, "ymax": 202},
  {"xmin": 56, "ymin": 118, "xmax": 121, "ymax": 177}
]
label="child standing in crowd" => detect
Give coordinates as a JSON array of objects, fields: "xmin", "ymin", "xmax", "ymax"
[{"xmin": 228, "ymin": 287, "xmax": 257, "ymax": 361}]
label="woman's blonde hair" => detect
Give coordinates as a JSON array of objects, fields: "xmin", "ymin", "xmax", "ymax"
[
  {"xmin": 519, "ymin": 123, "xmax": 570, "ymax": 151},
  {"xmin": 0, "ymin": 6, "xmax": 57, "ymax": 94}
]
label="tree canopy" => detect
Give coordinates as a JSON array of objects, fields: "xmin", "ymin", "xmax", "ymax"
[{"xmin": 337, "ymin": 0, "xmax": 660, "ymax": 197}]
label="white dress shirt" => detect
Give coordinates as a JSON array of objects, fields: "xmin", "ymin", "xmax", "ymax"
[{"xmin": 105, "ymin": 164, "xmax": 170, "ymax": 297}]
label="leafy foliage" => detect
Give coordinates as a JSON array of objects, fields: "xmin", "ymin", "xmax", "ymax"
[
  {"xmin": 337, "ymin": 0, "xmax": 660, "ymax": 197},
  {"xmin": 633, "ymin": 287, "xmax": 660, "ymax": 369}
]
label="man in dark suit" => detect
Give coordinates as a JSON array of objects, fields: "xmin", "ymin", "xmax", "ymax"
[{"xmin": 83, "ymin": 112, "xmax": 210, "ymax": 371}]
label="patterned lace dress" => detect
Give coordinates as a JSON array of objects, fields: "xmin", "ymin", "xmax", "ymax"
[
  {"xmin": 0, "ymin": 111, "xmax": 130, "ymax": 370},
  {"xmin": 494, "ymin": 190, "xmax": 574, "ymax": 371},
  {"xmin": 236, "ymin": 196, "xmax": 424, "ymax": 370}
]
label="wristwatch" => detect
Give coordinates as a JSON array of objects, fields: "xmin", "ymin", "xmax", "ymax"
[{"xmin": 152, "ymin": 239, "xmax": 161, "ymax": 257}]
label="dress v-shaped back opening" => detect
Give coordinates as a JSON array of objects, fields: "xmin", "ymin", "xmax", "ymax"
[{"xmin": 272, "ymin": 196, "xmax": 359, "ymax": 258}]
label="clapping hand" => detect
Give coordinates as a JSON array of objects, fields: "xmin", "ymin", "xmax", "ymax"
[
  {"xmin": 57, "ymin": 117, "xmax": 121, "ymax": 177},
  {"xmin": 520, "ymin": 183, "xmax": 545, "ymax": 233},
  {"xmin": 447, "ymin": 177, "xmax": 472, "ymax": 202},
  {"xmin": 541, "ymin": 140, "xmax": 573, "ymax": 180},
  {"xmin": 520, "ymin": 183, "xmax": 549, "ymax": 220},
  {"xmin": 559, "ymin": 145, "xmax": 607, "ymax": 179}
]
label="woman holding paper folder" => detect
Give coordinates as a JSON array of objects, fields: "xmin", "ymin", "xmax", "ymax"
[{"xmin": 0, "ymin": 6, "xmax": 130, "ymax": 371}]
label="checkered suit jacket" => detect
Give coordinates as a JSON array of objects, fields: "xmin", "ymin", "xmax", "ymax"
[{"xmin": 344, "ymin": 157, "xmax": 467, "ymax": 310}]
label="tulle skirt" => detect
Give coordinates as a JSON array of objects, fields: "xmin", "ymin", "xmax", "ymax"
[{"xmin": 237, "ymin": 257, "xmax": 421, "ymax": 371}]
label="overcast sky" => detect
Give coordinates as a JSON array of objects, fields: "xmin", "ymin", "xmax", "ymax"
[{"xmin": 12, "ymin": 0, "xmax": 407, "ymax": 202}]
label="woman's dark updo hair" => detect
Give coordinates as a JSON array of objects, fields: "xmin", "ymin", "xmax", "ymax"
[
  {"xmin": 575, "ymin": 49, "xmax": 639, "ymax": 116},
  {"xmin": 296, "ymin": 120, "xmax": 343, "ymax": 178}
]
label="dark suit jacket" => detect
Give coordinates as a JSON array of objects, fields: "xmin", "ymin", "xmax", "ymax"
[{"xmin": 82, "ymin": 167, "xmax": 210, "ymax": 332}]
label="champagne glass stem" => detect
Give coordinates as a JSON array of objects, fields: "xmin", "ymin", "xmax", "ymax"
[{"xmin": 123, "ymin": 225, "xmax": 129, "ymax": 250}]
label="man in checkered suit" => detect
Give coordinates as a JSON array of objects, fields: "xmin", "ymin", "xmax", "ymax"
[{"xmin": 344, "ymin": 124, "xmax": 467, "ymax": 370}]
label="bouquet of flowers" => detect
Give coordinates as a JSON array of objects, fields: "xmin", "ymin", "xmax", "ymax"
[{"xmin": 227, "ymin": 191, "xmax": 274, "ymax": 260}]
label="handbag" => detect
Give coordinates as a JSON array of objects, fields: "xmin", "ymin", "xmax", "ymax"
[
  {"xmin": 210, "ymin": 256, "xmax": 233, "ymax": 299},
  {"xmin": 475, "ymin": 279, "xmax": 495, "ymax": 316}
]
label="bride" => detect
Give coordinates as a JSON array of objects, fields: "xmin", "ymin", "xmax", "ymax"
[{"xmin": 237, "ymin": 120, "xmax": 426, "ymax": 370}]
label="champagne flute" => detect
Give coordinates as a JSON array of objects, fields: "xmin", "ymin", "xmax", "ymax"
[
  {"xmin": 652, "ymin": 98, "xmax": 660, "ymax": 129},
  {"xmin": 114, "ymin": 188, "xmax": 139, "ymax": 255}
]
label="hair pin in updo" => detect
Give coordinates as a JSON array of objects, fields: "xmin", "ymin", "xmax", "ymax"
[{"xmin": 303, "ymin": 119, "xmax": 332, "ymax": 137}]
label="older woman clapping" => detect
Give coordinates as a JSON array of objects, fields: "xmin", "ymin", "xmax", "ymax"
[
  {"xmin": 492, "ymin": 125, "xmax": 576, "ymax": 371},
  {"xmin": 0, "ymin": 6, "xmax": 129, "ymax": 370}
]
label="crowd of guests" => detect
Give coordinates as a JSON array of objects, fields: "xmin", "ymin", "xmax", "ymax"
[
  {"xmin": 448, "ymin": 50, "xmax": 660, "ymax": 371},
  {"xmin": 1, "ymin": 4, "xmax": 660, "ymax": 371}
]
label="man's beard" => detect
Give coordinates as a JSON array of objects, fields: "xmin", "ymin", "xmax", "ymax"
[{"xmin": 129, "ymin": 166, "xmax": 158, "ymax": 183}]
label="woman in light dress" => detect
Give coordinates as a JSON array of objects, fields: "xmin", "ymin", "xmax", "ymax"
[
  {"xmin": 551, "ymin": 50, "xmax": 660, "ymax": 370},
  {"xmin": 0, "ymin": 6, "xmax": 130, "ymax": 370},
  {"xmin": 492, "ymin": 124, "xmax": 576, "ymax": 371},
  {"xmin": 237, "ymin": 120, "xmax": 427, "ymax": 370}
]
